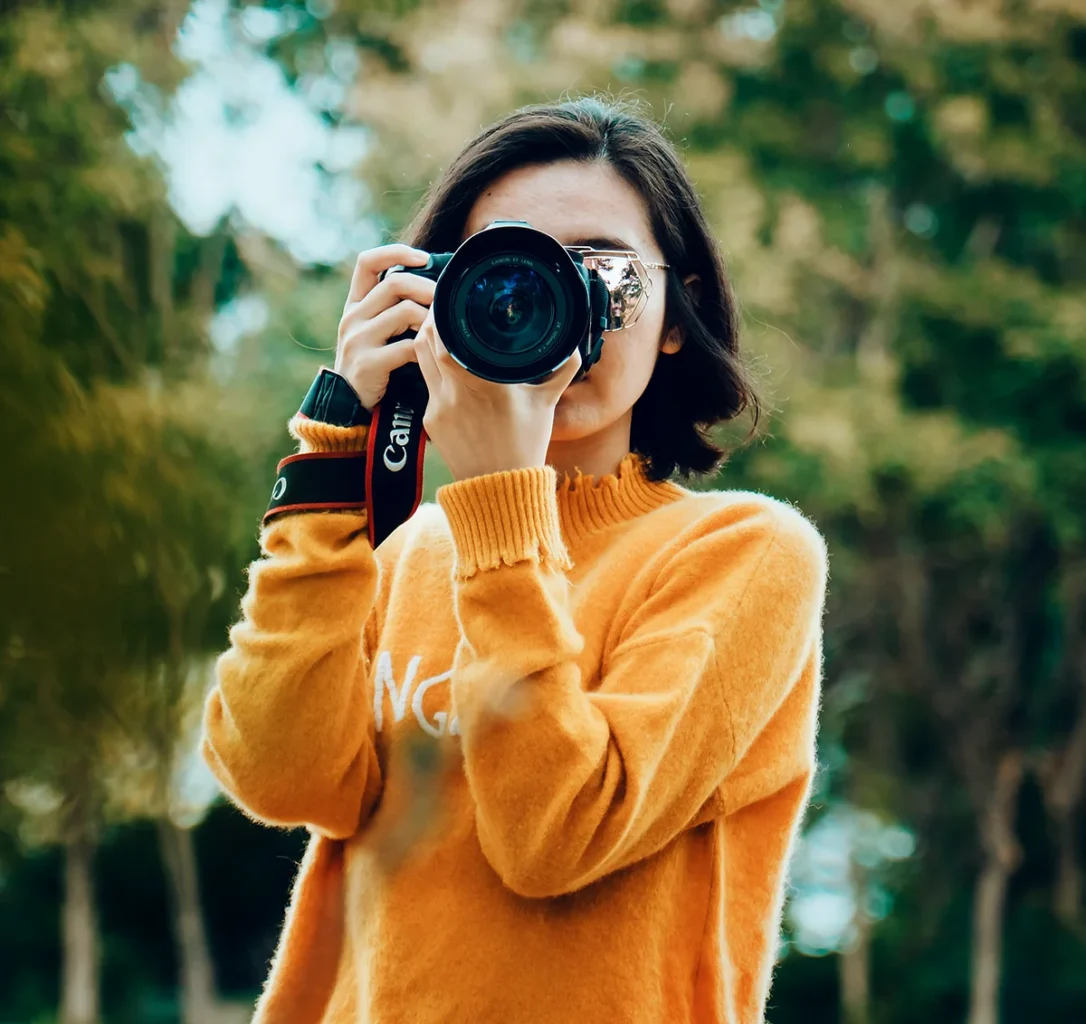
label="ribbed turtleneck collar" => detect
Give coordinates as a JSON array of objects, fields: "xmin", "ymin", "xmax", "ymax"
[{"xmin": 554, "ymin": 451, "xmax": 687, "ymax": 547}]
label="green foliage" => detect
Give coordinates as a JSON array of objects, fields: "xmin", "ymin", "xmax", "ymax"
[
  {"xmin": 0, "ymin": 13, "xmax": 266, "ymax": 1021},
  {"xmin": 2, "ymin": 0, "xmax": 1085, "ymax": 1021}
]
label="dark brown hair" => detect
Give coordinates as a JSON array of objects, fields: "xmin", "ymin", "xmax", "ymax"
[{"xmin": 401, "ymin": 95, "xmax": 761, "ymax": 483}]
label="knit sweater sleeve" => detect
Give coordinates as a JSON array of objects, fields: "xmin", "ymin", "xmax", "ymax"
[
  {"xmin": 435, "ymin": 466, "xmax": 828, "ymax": 900},
  {"xmin": 200, "ymin": 415, "xmax": 384, "ymax": 840}
]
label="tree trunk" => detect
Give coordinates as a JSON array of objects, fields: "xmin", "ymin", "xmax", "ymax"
[
  {"xmin": 1046, "ymin": 572, "xmax": 1086, "ymax": 928},
  {"xmin": 837, "ymin": 837, "xmax": 872, "ymax": 1024},
  {"xmin": 157, "ymin": 817, "xmax": 218, "ymax": 1024},
  {"xmin": 1036, "ymin": 665, "xmax": 1086, "ymax": 929},
  {"xmin": 149, "ymin": 207, "xmax": 177, "ymax": 368},
  {"xmin": 61, "ymin": 797, "xmax": 99, "ymax": 1024},
  {"xmin": 839, "ymin": 901, "xmax": 871, "ymax": 1024},
  {"xmin": 1053, "ymin": 811, "xmax": 1082, "ymax": 927},
  {"xmin": 966, "ymin": 750, "xmax": 1024, "ymax": 1024}
]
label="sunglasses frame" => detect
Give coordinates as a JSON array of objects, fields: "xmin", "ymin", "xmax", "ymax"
[{"xmin": 565, "ymin": 246, "xmax": 671, "ymax": 332}]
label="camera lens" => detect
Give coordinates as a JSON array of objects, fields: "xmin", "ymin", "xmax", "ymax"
[
  {"xmin": 434, "ymin": 222, "xmax": 594, "ymax": 383},
  {"xmin": 466, "ymin": 265, "xmax": 554, "ymax": 355}
]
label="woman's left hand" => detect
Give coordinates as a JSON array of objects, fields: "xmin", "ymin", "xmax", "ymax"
[{"xmin": 413, "ymin": 308, "xmax": 583, "ymax": 483}]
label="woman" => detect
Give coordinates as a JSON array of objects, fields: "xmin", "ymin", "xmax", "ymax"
[{"xmin": 202, "ymin": 96, "xmax": 828, "ymax": 1024}]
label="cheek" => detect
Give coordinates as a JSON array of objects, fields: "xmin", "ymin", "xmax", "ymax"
[
  {"xmin": 594, "ymin": 324, "xmax": 659, "ymax": 395},
  {"xmin": 557, "ymin": 329, "xmax": 656, "ymax": 420}
]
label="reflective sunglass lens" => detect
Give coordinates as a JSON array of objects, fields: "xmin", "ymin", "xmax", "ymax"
[{"xmin": 584, "ymin": 255, "xmax": 649, "ymax": 330}]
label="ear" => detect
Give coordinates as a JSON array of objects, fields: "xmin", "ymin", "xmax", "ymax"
[{"xmin": 659, "ymin": 273, "xmax": 701, "ymax": 355}]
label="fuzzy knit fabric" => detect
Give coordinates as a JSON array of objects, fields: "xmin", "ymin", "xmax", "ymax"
[{"xmin": 201, "ymin": 414, "xmax": 829, "ymax": 1024}]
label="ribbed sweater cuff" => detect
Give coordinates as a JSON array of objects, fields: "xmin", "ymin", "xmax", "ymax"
[
  {"xmin": 436, "ymin": 466, "xmax": 573, "ymax": 580},
  {"xmin": 288, "ymin": 414, "xmax": 370, "ymax": 454}
]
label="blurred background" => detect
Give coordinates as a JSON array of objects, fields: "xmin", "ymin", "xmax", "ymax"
[{"xmin": 1, "ymin": 0, "xmax": 1084, "ymax": 1022}]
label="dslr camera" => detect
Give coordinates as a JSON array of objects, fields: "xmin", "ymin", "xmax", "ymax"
[{"xmin": 380, "ymin": 220, "xmax": 616, "ymax": 385}]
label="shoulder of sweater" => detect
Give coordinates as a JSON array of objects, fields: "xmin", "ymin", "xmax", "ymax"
[{"xmin": 648, "ymin": 486, "xmax": 828, "ymax": 583}]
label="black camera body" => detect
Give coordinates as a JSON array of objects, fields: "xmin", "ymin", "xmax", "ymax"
[{"xmin": 381, "ymin": 220, "xmax": 611, "ymax": 385}]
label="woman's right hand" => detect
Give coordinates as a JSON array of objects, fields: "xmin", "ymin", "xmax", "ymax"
[{"xmin": 334, "ymin": 244, "xmax": 436, "ymax": 413}]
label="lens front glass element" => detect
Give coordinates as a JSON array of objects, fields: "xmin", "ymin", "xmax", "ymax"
[{"xmin": 466, "ymin": 265, "xmax": 555, "ymax": 355}]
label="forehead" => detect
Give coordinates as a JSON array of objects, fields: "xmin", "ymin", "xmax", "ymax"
[{"xmin": 461, "ymin": 160, "xmax": 656, "ymax": 252}]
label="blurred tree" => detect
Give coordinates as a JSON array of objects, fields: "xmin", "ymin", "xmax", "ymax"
[
  {"xmin": 0, "ymin": 3, "xmax": 256, "ymax": 1022},
  {"xmin": 88, "ymin": 376, "xmax": 259, "ymax": 1024}
]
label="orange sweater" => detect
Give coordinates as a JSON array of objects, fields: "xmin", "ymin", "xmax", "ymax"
[{"xmin": 202, "ymin": 415, "xmax": 828, "ymax": 1024}]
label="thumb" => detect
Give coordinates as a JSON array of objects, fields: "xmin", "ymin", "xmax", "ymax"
[{"xmin": 539, "ymin": 347, "xmax": 583, "ymax": 396}]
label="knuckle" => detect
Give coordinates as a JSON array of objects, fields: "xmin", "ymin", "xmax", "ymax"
[{"xmin": 390, "ymin": 274, "xmax": 423, "ymax": 300}]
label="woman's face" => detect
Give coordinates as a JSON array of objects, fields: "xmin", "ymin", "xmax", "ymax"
[{"xmin": 460, "ymin": 159, "xmax": 680, "ymax": 445}]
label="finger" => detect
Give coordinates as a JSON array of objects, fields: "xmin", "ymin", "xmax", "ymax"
[
  {"xmin": 353, "ymin": 270, "xmax": 436, "ymax": 322},
  {"xmin": 560, "ymin": 346, "xmax": 584, "ymax": 385},
  {"xmin": 419, "ymin": 307, "xmax": 439, "ymax": 361},
  {"xmin": 413, "ymin": 321, "xmax": 443, "ymax": 397},
  {"xmin": 346, "ymin": 244, "xmax": 430, "ymax": 305},
  {"xmin": 536, "ymin": 347, "xmax": 583, "ymax": 394},
  {"xmin": 364, "ymin": 336, "xmax": 419, "ymax": 379},
  {"xmin": 429, "ymin": 319, "xmax": 483, "ymax": 391},
  {"xmin": 429, "ymin": 319, "xmax": 460, "ymax": 372},
  {"xmin": 340, "ymin": 299, "xmax": 430, "ymax": 351}
]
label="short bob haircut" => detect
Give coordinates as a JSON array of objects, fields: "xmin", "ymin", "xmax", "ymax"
[{"xmin": 400, "ymin": 95, "xmax": 761, "ymax": 484}]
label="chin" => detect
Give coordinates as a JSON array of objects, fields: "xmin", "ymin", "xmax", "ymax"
[
  {"xmin": 547, "ymin": 406, "xmax": 590, "ymax": 443},
  {"xmin": 548, "ymin": 422, "xmax": 582, "ymax": 443},
  {"xmin": 550, "ymin": 403, "xmax": 596, "ymax": 442}
]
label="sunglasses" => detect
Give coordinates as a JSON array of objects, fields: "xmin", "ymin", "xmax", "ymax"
[{"xmin": 566, "ymin": 246, "xmax": 671, "ymax": 332}]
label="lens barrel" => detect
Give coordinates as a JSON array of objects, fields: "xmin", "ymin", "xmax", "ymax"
[
  {"xmin": 433, "ymin": 222, "xmax": 597, "ymax": 384},
  {"xmin": 378, "ymin": 222, "xmax": 608, "ymax": 384}
]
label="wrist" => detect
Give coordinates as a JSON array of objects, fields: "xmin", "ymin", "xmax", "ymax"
[
  {"xmin": 300, "ymin": 367, "xmax": 371, "ymax": 426},
  {"xmin": 289, "ymin": 415, "xmax": 370, "ymax": 454},
  {"xmin": 291, "ymin": 367, "xmax": 371, "ymax": 453}
]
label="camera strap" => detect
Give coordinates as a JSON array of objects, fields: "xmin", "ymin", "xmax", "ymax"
[
  {"xmin": 263, "ymin": 450, "xmax": 368, "ymax": 522},
  {"xmin": 262, "ymin": 364, "xmax": 428, "ymax": 545},
  {"xmin": 364, "ymin": 362, "xmax": 429, "ymax": 549}
]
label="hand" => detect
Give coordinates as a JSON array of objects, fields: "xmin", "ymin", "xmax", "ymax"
[
  {"xmin": 333, "ymin": 244, "xmax": 434, "ymax": 413},
  {"xmin": 413, "ymin": 309, "xmax": 583, "ymax": 483}
]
